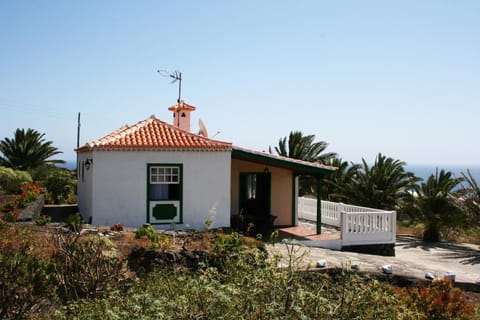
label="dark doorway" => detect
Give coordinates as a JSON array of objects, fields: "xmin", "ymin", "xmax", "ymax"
[{"xmin": 239, "ymin": 172, "xmax": 272, "ymax": 233}]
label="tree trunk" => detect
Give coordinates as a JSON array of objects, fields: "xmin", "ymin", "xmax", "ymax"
[{"xmin": 423, "ymin": 223, "xmax": 440, "ymax": 242}]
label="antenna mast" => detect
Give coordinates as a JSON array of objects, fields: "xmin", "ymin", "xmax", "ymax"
[
  {"xmin": 175, "ymin": 71, "xmax": 182, "ymax": 103},
  {"xmin": 158, "ymin": 69, "xmax": 183, "ymax": 104}
]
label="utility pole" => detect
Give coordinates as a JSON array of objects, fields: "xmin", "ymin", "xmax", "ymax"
[{"xmin": 76, "ymin": 112, "xmax": 81, "ymax": 148}]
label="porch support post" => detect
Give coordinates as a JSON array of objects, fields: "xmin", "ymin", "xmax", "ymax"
[
  {"xmin": 292, "ymin": 174, "xmax": 299, "ymax": 226},
  {"xmin": 316, "ymin": 175, "xmax": 322, "ymax": 235}
]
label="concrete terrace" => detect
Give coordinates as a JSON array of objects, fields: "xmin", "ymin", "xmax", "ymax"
[{"xmin": 278, "ymin": 220, "xmax": 340, "ymax": 241}]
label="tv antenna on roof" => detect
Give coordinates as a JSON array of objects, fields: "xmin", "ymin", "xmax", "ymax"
[{"xmin": 157, "ymin": 69, "xmax": 182, "ymax": 103}]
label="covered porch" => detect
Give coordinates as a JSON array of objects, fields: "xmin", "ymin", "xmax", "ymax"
[
  {"xmin": 281, "ymin": 198, "xmax": 397, "ymax": 254},
  {"xmin": 230, "ymin": 147, "xmax": 336, "ymax": 234}
]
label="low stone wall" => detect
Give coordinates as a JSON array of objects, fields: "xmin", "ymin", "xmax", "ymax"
[
  {"xmin": 42, "ymin": 204, "xmax": 79, "ymax": 222},
  {"xmin": 18, "ymin": 194, "xmax": 45, "ymax": 221}
]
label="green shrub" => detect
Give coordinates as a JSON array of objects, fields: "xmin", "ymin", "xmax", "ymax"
[
  {"xmin": 66, "ymin": 193, "xmax": 77, "ymax": 204},
  {"xmin": 28, "ymin": 164, "xmax": 53, "ymax": 182},
  {"xmin": 13, "ymin": 170, "xmax": 33, "ymax": 191},
  {"xmin": 16, "ymin": 196, "xmax": 29, "ymax": 208},
  {"xmin": 135, "ymin": 224, "xmax": 161, "ymax": 249},
  {"xmin": 0, "ymin": 166, "xmax": 32, "ymax": 193},
  {"xmin": 1, "ymin": 197, "xmax": 18, "ymax": 213},
  {"xmin": 66, "ymin": 213, "xmax": 83, "ymax": 232},
  {"xmin": 35, "ymin": 214, "xmax": 52, "ymax": 226},
  {"xmin": 1, "ymin": 210, "xmax": 19, "ymax": 222},
  {"xmin": 215, "ymin": 231, "xmax": 244, "ymax": 252},
  {"xmin": 43, "ymin": 168, "xmax": 77, "ymax": 204}
]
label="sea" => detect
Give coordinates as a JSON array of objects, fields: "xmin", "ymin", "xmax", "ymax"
[
  {"xmin": 57, "ymin": 160, "xmax": 77, "ymax": 171},
  {"xmin": 405, "ymin": 165, "xmax": 480, "ymax": 185}
]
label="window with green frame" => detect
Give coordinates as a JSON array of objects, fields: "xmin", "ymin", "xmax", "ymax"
[
  {"xmin": 147, "ymin": 164, "xmax": 183, "ymax": 224},
  {"xmin": 149, "ymin": 166, "xmax": 181, "ymax": 200}
]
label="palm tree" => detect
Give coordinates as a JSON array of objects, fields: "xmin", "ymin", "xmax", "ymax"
[
  {"xmin": 270, "ymin": 131, "xmax": 337, "ymax": 196},
  {"xmin": 460, "ymin": 169, "xmax": 480, "ymax": 226},
  {"xmin": 332, "ymin": 153, "xmax": 419, "ymax": 210},
  {"xmin": 0, "ymin": 128, "xmax": 64, "ymax": 170},
  {"xmin": 322, "ymin": 157, "xmax": 360, "ymax": 201},
  {"xmin": 408, "ymin": 169, "xmax": 464, "ymax": 242},
  {"xmin": 271, "ymin": 131, "xmax": 336, "ymax": 164}
]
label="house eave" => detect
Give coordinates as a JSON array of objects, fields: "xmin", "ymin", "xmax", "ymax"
[
  {"xmin": 76, "ymin": 146, "xmax": 232, "ymax": 153},
  {"xmin": 232, "ymin": 147, "xmax": 337, "ymax": 176}
]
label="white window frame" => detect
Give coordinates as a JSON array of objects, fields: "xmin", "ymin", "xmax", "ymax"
[{"xmin": 150, "ymin": 166, "xmax": 180, "ymax": 185}]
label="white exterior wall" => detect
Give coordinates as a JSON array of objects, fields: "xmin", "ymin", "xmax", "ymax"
[
  {"xmin": 77, "ymin": 152, "xmax": 94, "ymax": 223},
  {"xmin": 79, "ymin": 150, "xmax": 231, "ymax": 230},
  {"xmin": 231, "ymin": 159, "xmax": 293, "ymax": 226}
]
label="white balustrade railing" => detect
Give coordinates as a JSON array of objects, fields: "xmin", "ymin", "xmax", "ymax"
[
  {"xmin": 297, "ymin": 197, "xmax": 317, "ymax": 222},
  {"xmin": 298, "ymin": 197, "xmax": 396, "ymax": 246},
  {"xmin": 321, "ymin": 200, "xmax": 341, "ymax": 227},
  {"xmin": 342, "ymin": 210, "xmax": 396, "ymax": 246}
]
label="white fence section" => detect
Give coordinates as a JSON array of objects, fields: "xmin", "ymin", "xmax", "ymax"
[
  {"xmin": 321, "ymin": 200, "xmax": 342, "ymax": 227},
  {"xmin": 297, "ymin": 197, "xmax": 317, "ymax": 223},
  {"xmin": 342, "ymin": 210, "xmax": 396, "ymax": 246},
  {"xmin": 298, "ymin": 197, "xmax": 396, "ymax": 246}
]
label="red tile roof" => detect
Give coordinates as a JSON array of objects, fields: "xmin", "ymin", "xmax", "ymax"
[{"xmin": 77, "ymin": 115, "xmax": 232, "ymax": 152}]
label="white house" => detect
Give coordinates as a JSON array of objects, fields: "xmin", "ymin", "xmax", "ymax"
[{"xmin": 77, "ymin": 101, "xmax": 336, "ymax": 231}]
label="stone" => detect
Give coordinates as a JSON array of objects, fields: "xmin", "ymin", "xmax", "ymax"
[
  {"xmin": 425, "ymin": 272, "xmax": 435, "ymax": 280},
  {"xmin": 444, "ymin": 272, "xmax": 456, "ymax": 282},
  {"xmin": 316, "ymin": 259, "xmax": 327, "ymax": 268},
  {"xmin": 382, "ymin": 264, "xmax": 393, "ymax": 274},
  {"xmin": 18, "ymin": 194, "xmax": 45, "ymax": 220}
]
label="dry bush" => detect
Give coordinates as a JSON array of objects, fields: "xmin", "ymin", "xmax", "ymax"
[{"xmin": 52, "ymin": 232, "xmax": 127, "ymax": 301}]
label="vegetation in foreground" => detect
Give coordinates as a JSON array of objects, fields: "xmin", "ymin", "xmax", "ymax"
[{"xmin": 0, "ymin": 222, "xmax": 477, "ymax": 320}]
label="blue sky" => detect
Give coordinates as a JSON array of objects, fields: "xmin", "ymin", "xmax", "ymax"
[{"xmin": 1, "ymin": 1, "xmax": 479, "ymax": 167}]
